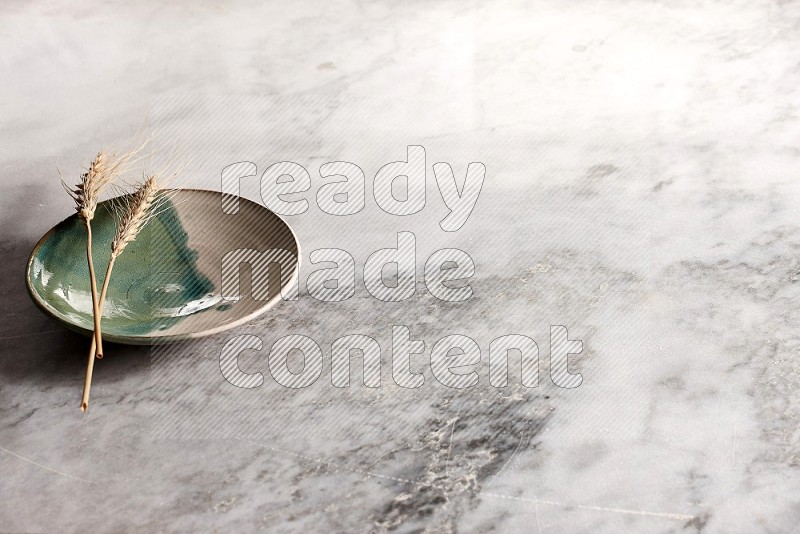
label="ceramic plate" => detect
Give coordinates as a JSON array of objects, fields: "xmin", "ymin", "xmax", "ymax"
[{"xmin": 26, "ymin": 189, "xmax": 299, "ymax": 344}]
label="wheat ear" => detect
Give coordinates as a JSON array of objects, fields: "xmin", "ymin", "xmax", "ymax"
[{"xmin": 81, "ymin": 175, "xmax": 162, "ymax": 412}]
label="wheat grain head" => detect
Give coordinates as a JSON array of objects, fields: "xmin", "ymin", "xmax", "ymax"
[
  {"xmin": 110, "ymin": 173, "xmax": 172, "ymax": 258},
  {"xmin": 63, "ymin": 149, "xmax": 139, "ymax": 221}
]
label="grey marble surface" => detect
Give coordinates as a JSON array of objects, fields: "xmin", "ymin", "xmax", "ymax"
[{"xmin": 2, "ymin": 1, "xmax": 800, "ymax": 532}]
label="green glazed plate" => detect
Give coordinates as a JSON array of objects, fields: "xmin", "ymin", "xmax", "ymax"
[{"xmin": 26, "ymin": 189, "xmax": 300, "ymax": 344}]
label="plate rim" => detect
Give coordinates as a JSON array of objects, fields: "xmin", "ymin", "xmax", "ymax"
[{"xmin": 25, "ymin": 188, "xmax": 301, "ymax": 345}]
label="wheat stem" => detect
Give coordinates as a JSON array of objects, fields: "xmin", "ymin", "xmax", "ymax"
[
  {"xmin": 88, "ymin": 256, "xmax": 117, "ymax": 360},
  {"xmin": 80, "ymin": 361, "xmax": 93, "ymax": 413},
  {"xmin": 81, "ymin": 253, "xmax": 120, "ymax": 412},
  {"xmin": 85, "ymin": 220, "xmax": 104, "ymax": 357},
  {"xmin": 81, "ymin": 220, "xmax": 103, "ymax": 412}
]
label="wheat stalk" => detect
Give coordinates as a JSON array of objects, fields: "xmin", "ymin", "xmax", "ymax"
[
  {"xmin": 62, "ymin": 149, "xmax": 139, "ymax": 416},
  {"xmin": 80, "ymin": 174, "xmax": 168, "ymax": 412}
]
